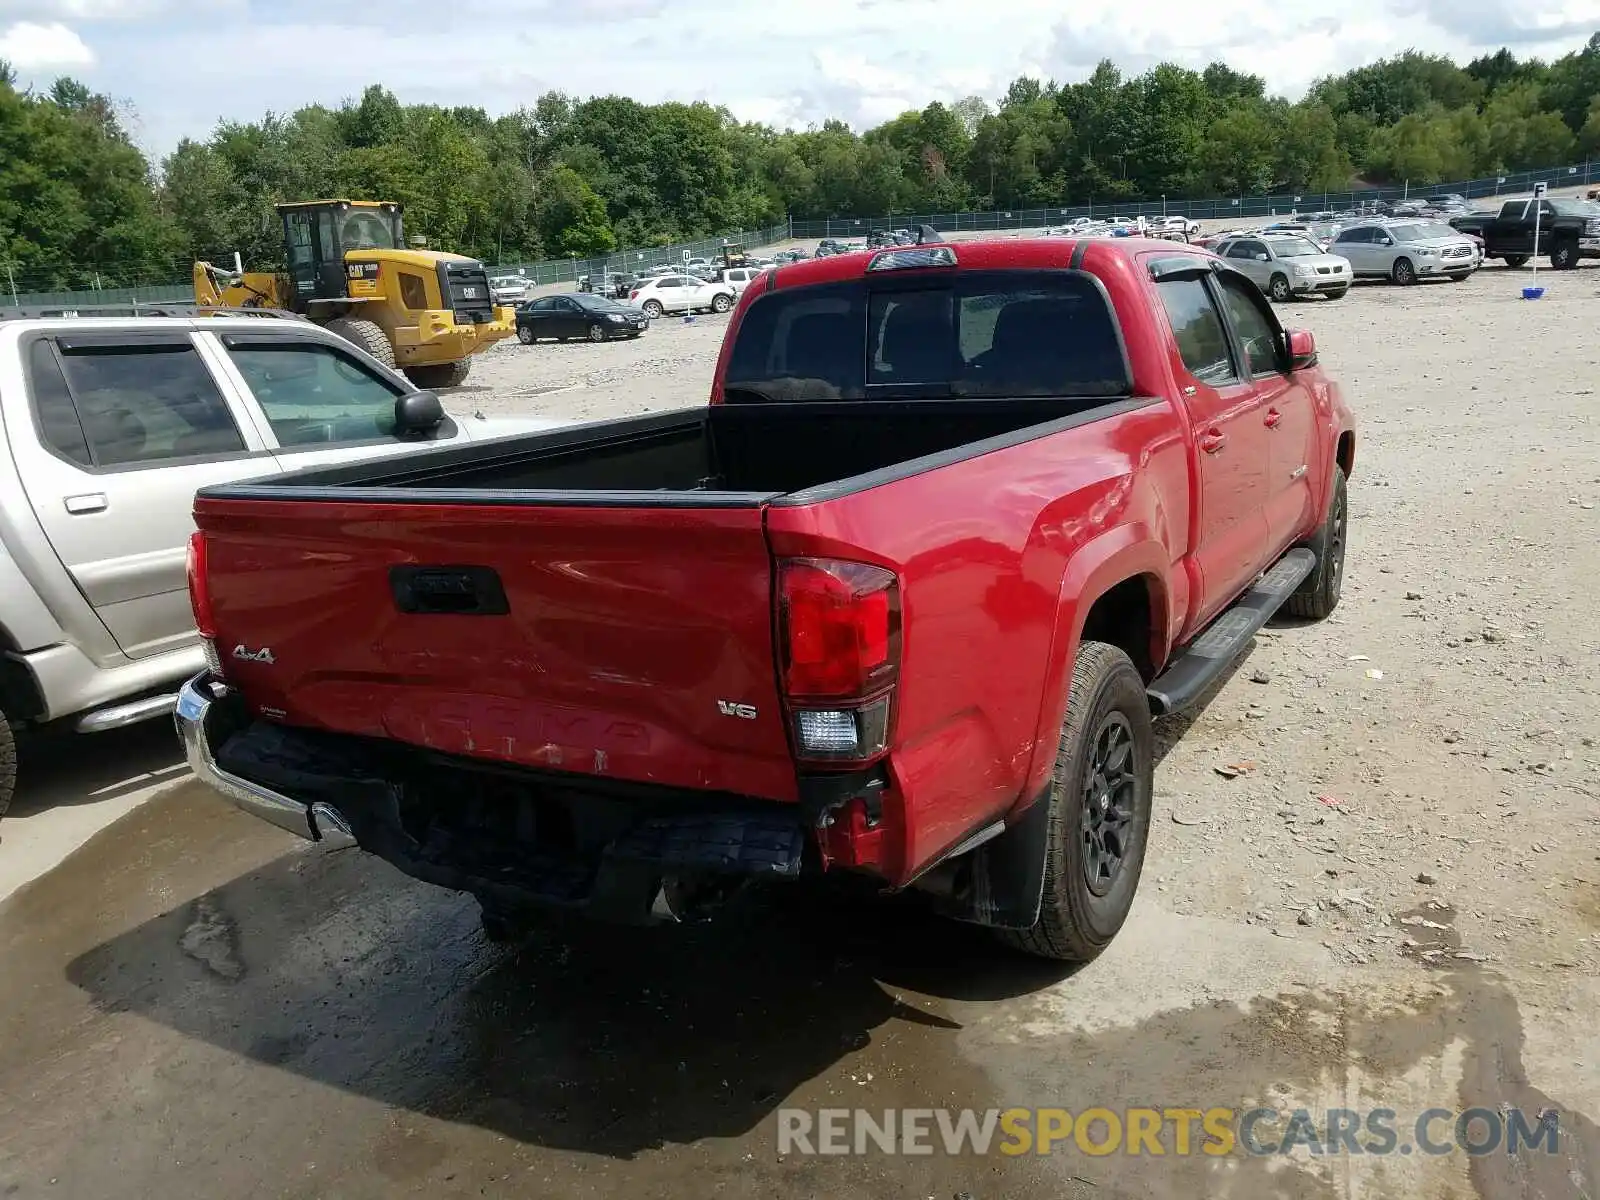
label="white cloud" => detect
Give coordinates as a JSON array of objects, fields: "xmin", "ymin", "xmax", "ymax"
[
  {"xmin": 2, "ymin": 0, "xmax": 1592, "ymax": 153},
  {"xmin": 0, "ymin": 19, "xmax": 93, "ymax": 66}
]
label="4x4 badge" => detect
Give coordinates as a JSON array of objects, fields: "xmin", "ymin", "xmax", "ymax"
[{"xmin": 232, "ymin": 644, "xmax": 276, "ymax": 665}]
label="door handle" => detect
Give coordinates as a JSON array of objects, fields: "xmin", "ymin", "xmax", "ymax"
[
  {"xmin": 1264, "ymin": 408, "xmax": 1283, "ymax": 428},
  {"xmin": 63, "ymin": 493, "xmax": 108, "ymax": 515},
  {"xmin": 1199, "ymin": 430, "xmax": 1227, "ymax": 454}
]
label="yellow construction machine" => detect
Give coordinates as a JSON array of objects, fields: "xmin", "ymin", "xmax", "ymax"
[{"xmin": 193, "ymin": 199, "xmax": 516, "ymax": 388}]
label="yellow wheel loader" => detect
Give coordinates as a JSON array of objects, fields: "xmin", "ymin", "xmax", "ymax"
[{"xmin": 193, "ymin": 200, "xmax": 516, "ymax": 388}]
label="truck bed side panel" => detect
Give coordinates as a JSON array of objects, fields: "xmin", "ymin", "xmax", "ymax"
[
  {"xmin": 196, "ymin": 498, "xmax": 798, "ymax": 802},
  {"xmin": 765, "ymin": 398, "xmax": 1189, "ymax": 880}
]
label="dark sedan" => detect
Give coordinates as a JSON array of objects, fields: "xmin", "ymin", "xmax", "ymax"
[{"xmin": 516, "ymin": 293, "xmax": 649, "ymax": 343}]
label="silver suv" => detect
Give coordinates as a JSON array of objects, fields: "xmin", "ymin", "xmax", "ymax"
[
  {"xmin": 1214, "ymin": 234, "xmax": 1353, "ymax": 301},
  {"xmin": 0, "ymin": 310, "xmax": 565, "ymax": 816},
  {"xmin": 1329, "ymin": 220, "xmax": 1478, "ymax": 284}
]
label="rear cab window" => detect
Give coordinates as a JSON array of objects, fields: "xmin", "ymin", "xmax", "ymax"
[{"xmin": 722, "ymin": 269, "xmax": 1131, "ymax": 402}]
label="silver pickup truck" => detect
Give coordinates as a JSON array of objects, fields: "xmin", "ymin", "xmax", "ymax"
[{"xmin": 0, "ymin": 310, "xmax": 563, "ymax": 815}]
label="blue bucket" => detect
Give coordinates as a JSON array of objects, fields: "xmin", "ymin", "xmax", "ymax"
[{"xmin": 1522, "ymin": 286, "xmax": 1545, "ymax": 300}]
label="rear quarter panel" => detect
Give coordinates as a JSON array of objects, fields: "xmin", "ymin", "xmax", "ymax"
[{"xmin": 766, "ymin": 395, "xmax": 1190, "ymax": 880}]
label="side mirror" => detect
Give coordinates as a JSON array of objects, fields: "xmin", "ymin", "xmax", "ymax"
[
  {"xmin": 394, "ymin": 388, "xmax": 444, "ymax": 437},
  {"xmin": 1288, "ymin": 328, "xmax": 1318, "ymax": 370},
  {"xmin": 1255, "ymin": 253, "xmax": 1270, "ymax": 262}
]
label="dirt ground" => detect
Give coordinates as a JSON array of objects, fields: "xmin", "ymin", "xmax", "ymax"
[{"xmin": 0, "ymin": 252, "xmax": 1597, "ymax": 1199}]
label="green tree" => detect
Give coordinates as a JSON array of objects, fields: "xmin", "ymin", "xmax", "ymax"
[{"xmin": 538, "ymin": 164, "xmax": 615, "ymax": 256}]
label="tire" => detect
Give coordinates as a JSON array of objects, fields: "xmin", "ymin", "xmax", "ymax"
[
  {"xmin": 1325, "ymin": 287, "xmax": 1348, "ymax": 300},
  {"xmin": 1391, "ymin": 257, "xmax": 1415, "ymax": 285},
  {"xmin": 1503, "ymin": 255, "xmax": 1528, "ymax": 269},
  {"xmin": 324, "ymin": 317, "xmax": 396, "ymax": 369},
  {"xmin": 587, "ymin": 323, "xmax": 607, "ymax": 342},
  {"xmin": 1286, "ymin": 466, "xmax": 1348, "ymax": 621},
  {"xmin": 711, "ymin": 292, "xmax": 733, "ymax": 313},
  {"xmin": 403, "ymin": 360, "xmax": 471, "ymax": 390},
  {"xmin": 1550, "ymin": 240, "xmax": 1578, "ymax": 270},
  {"xmin": 642, "ymin": 300, "xmax": 664, "ymax": 319},
  {"xmin": 517, "ymin": 325, "xmax": 535, "ymax": 344},
  {"xmin": 997, "ymin": 642, "xmax": 1154, "ymax": 962},
  {"xmin": 0, "ymin": 708, "xmax": 15, "ymax": 820},
  {"xmin": 1268, "ymin": 274, "xmax": 1291, "ymax": 302}
]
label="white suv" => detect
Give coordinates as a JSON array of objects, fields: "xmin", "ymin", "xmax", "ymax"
[{"xmin": 627, "ymin": 275, "xmax": 736, "ymax": 318}]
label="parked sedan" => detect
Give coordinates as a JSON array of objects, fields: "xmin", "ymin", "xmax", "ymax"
[
  {"xmin": 1329, "ymin": 220, "xmax": 1478, "ymax": 284},
  {"xmin": 516, "ymin": 293, "xmax": 649, "ymax": 343},
  {"xmin": 1215, "ymin": 233, "xmax": 1353, "ymax": 301},
  {"xmin": 627, "ymin": 273, "xmax": 736, "ymax": 317}
]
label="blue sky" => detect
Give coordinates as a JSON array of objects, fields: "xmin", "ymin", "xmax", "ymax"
[{"xmin": 1, "ymin": 0, "xmax": 1596, "ymax": 160}]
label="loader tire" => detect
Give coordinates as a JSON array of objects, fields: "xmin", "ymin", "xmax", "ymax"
[
  {"xmin": 404, "ymin": 360, "xmax": 471, "ymax": 390},
  {"xmin": 996, "ymin": 641, "xmax": 1153, "ymax": 963},
  {"xmin": 324, "ymin": 317, "xmax": 396, "ymax": 369}
]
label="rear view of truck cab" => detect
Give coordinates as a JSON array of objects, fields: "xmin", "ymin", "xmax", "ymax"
[{"xmin": 178, "ymin": 235, "xmax": 1353, "ymax": 960}]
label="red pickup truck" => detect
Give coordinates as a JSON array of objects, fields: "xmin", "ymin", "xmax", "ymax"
[{"xmin": 176, "ymin": 237, "xmax": 1355, "ymax": 961}]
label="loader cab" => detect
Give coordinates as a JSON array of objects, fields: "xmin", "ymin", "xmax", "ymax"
[{"xmin": 279, "ymin": 200, "xmax": 405, "ymax": 308}]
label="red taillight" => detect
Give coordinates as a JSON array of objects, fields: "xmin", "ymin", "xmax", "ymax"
[
  {"xmin": 779, "ymin": 559, "xmax": 898, "ymax": 699},
  {"xmin": 778, "ymin": 558, "xmax": 900, "ymax": 765},
  {"xmin": 186, "ymin": 530, "xmax": 216, "ymax": 639},
  {"xmin": 629, "ymin": 290, "xmax": 639, "ymax": 301}
]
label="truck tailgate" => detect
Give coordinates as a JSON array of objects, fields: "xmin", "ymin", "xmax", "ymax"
[{"xmin": 195, "ymin": 498, "xmax": 798, "ymax": 802}]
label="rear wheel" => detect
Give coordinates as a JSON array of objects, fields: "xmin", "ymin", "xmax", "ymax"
[
  {"xmin": 1268, "ymin": 274, "xmax": 1291, "ymax": 302},
  {"xmin": 587, "ymin": 322, "xmax": 607, "ymax": 342},
  {"xmin": 642, "ymin": 300, "xmax": 664, "ymax": 319},
  {"xmin": 711, "ymin": 292, "xmax": 733, "ymax": 313},
  {"xmin": 1550, "ymin": 240, "xmax": 1578, "ymax": 270},
  {"xmin": 997, "ymin": 641, "xmax": 1153, "ymax": 962},
  {"xmin": 324, "ymin": 317, "xmax": 396, "ymax": 369},
  {"xmin": 517, "ymin": 325, "xmax": 535, "ymax": 344},
  {"xmin": 404, "ymin": 360, "xmax": 471, "ymax": 390},
  {"xmin": 1286, "ymin": 467, "xmax": 1347, "ymax": 620},
  {"xmin": 1503, "ymin": 255, "xmax": 1528, "ymax": 268},
  {"xmin": 1391, "ymin": 257, "xmax": 1415, "ymax": 285},
  {"xmin": 0, "ymin": 707, "xmax": 15, "ymax": 819}
]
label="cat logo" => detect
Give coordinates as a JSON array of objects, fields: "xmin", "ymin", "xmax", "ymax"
[{"xmin": 716, "ymin": 700, "xmax": 758, "ymax": 720}]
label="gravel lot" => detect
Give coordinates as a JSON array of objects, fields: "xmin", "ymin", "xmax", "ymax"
[{"xmin": 0, "ymin": 247, "xmax": 1597, "ymax": 1199}]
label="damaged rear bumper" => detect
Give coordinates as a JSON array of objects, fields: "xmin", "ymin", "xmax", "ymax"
[
  {"xmin": 175, "ymin": 672, "xmax": 807, "ymax": 922},
  {"xmin": 177, "ymin": 674, "xmax": 350, "ymax": 844}
]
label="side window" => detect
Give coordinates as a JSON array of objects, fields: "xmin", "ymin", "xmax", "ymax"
[
  {"xmin": 26, "ymin": 339, "xmax": 92, "ymax": 466},
  {"xmin": 1156, "ymin": 278, "xmax": 1237, "ymax": 388},
  {"xmin": 1217, "ymin": 277, "xmax": 1283, "ymax": 377},
  {"xmin": 51, "ymin": 343, "xmax": 245, "ymax": 467},
  {"xmin": 531, "ymin": 298, "xmax": 556, "ymax": 312},
  {"xmin": 229, "ymin": 343, "xmax": 404, "ymax": 447},
  {"xmin": 285, "ymin": 212, "xmax": 315, "ymax": 268},
  {"xmin": 399, "ymin": 272, "xmax": 429, "ymax": 310},
  {"xmin": 556, "ymin": 298, "xmax": 580, "ymax": 312},
  {"xmin": 1224, "ymin": 241, "xmax": 1253, "ymax": 259},
  {"xmin": 658, "ymin": 278, "xmax": 681, "ymax": 289}
]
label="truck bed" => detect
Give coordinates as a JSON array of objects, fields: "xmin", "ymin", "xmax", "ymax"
[{"xmin": 206, "ymin": 397, "xmax": 1135, "ymax": 505}]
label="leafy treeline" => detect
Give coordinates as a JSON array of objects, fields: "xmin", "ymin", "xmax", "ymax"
[{"xmin": 2, "ymin": 34, "xmax": 1599, "ymax": 291}]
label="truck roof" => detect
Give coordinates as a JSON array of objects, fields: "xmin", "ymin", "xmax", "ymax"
[{"xmin": 770, "ymin": 236, "xmax": 1189, "ymax": 291}]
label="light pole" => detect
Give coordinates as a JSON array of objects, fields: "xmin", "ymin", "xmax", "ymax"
[{"xmin": 1161, "ymin": 194, "xmax": 1166, "ymax": 217}]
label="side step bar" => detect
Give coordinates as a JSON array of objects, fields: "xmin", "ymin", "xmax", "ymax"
[{"xmin": 1147, "ymin": 548, "xmax": 1316, "ymax": 715}]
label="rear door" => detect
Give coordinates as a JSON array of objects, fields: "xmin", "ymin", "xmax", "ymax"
[
  {"xmin": 199, "ymin": 497, "xmax": 798, "ymax": 801},
  {"xmin": 553, "ymin": 296, "xmax": 585, "ymax": 337},
  {"xmin": 12, "ymin": 329, "xmax": 280, "ymax": 659},
  {"xmin": 1332, "ymin": 226, "xmax": 1373, "ymax": 275},
  {"xmin": 1153, "ymin": 274, "xmax": 1270, "ymax": 622}
]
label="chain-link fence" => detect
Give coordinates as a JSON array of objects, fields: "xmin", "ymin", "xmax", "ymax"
[
  {"xmin": 1, "ymin": 221, "xmax": 796, "ymax": 312},
  {"xmin": 788, "ymin": 160, "xmax": 1600, "ymax": 238}
]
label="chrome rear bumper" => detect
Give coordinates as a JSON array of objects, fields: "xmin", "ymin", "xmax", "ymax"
[{"xmin": 175, "ymin": 673, "xmax": 349, "ymax": 844}]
